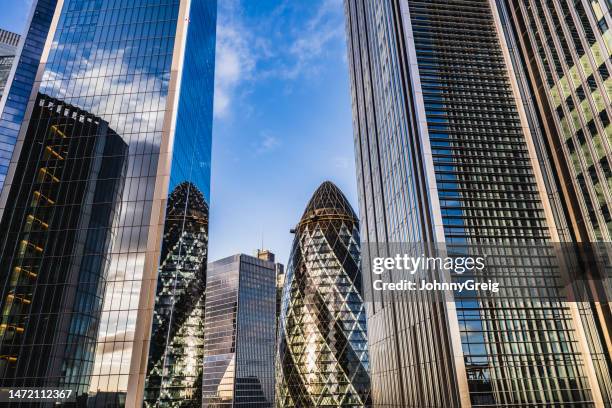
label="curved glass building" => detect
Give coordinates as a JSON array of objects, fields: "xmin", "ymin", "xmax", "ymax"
[
  {"xmin": 0, "ymin": 0, "xmax": 217, "ymax": 405},
  {"xmin": 144, "ymin": 181, "xmax": 208, "ymax": 407},
  {"xmin": 276, "ymin": 181, "xmax": 371, "ymax": 408}
]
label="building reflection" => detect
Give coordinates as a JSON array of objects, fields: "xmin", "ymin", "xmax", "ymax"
[
  {"xmin": 144, "ymin": 181, "xmax": 208, "ymax": 406},
  {"xmin": 0, "ymin": 0, "xmax": 58, "ymax": 191},
  {"xmin": 0, "ymin": 93, "xmax": 127, "ymax": 398}
]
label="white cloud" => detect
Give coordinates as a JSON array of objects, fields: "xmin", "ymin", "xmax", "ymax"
[
  {"xmin": 213, "ymin": 0, "xmax": 346, "ymax": 118},
  {"xmin": 278, "ymin": 0, "xmax": 345, "ymax": 79},
  {"xmin": 213, "ymin": 0, "xmax": 258, "ymax": 119},
  {"xmin": 214, "ymin": 22, "xmax": 255, "ymax": 118},
  {"xmin": 255, "ymin": 132, "xmax": 280, "ymax": 154},
  {"xmin": 334, "ymin": 156, "xmax": 351, "ymax": 169}
]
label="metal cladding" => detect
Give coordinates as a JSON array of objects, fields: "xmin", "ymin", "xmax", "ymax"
[
  {"xmin": 276, "ymin": 181, "xmax": 371, "ymax": 407},
  {"xmin": 145, "ymin": 181, "xmax": 209, "ymax": 406}
]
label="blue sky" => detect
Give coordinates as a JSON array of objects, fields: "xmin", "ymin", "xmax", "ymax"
[
  {"xmin": 1, "ymin": 0, "xmax": 32, "ymax": 34},
  {"xmin": 1, "ymin": 0, "xmax": 358, "ymax": 265}
]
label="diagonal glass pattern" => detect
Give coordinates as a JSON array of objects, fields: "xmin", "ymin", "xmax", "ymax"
[
  {"xmin": 276, "ymin": 181, "xmax": 371, "ymax": 408},
  {"xmin": 144, "ymin": 182, "xmax": 208, "ymax": 407}
]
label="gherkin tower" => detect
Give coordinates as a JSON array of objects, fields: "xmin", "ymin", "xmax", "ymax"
[
  {"xmin": 276, "ymin": 181, "xmax": 371, "ymax": 407},
  {"xmin": 144, "ymin": 181, "xmax": 209, "ymax": 407}
]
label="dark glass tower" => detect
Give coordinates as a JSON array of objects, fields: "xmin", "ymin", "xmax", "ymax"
[
  {"xmin": 144, "ymin": 182, "xmax": 208, "ymax": 407},
  {"xmin": 0, "ymin": 0, "xmax": 58, "ymax": 190},
  {"xmin": 0, "ymin": 93, "xmax": 127, "ymax": 398},
  {"xmin": 202, "ymin": 253, "xmax": 280, "ymax": 407},
  {"xmin": 344, "ymin": 0, "xmax": 606, "ymax": 406},
  {"xmin": 0, "ymin": 0, "xmax": 217, "ymax": 405},
  {"xmin": 276, "ymin": 181, "xmax": 371, "ymax": 408}
]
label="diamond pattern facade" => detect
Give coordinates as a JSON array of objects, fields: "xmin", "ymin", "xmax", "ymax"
[
  {"xmin": 144, "ymin": 181, "xmax": 209, "ymax": 407},
  {"xmin": 276, "ymin": 181, "xmax": 371, "ymax": 407}
]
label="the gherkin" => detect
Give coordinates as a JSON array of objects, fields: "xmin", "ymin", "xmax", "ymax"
[
  {"xmin": 276, "ymin": 181, "xmax": 371, "ymax": 407},
  {"xmin": 144, "ymin": 181, "xmax": 209, "ymax": 407}
]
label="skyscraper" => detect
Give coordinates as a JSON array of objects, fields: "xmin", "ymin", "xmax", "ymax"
[
  {"xmin": 0, "ymin": 0, "xmax": 217, "ymax": 406},
  {"xmin": 344, "ymin": 0, "xmax": 607, "ymax": 406},
  {"xmin": 502, "ymin": 0, "xmax": 611, "ymax": 242},
  {"xmin": 0, "ymin": 93, "xmax": 127, "ymax": 399},
  {"xmin": 0, "ymin": 0, "xmax": 58, "ymax": 190},
  {"xmin": 276, "ymin": 181, "xmax": 371, "ymax": 408},
  {"xmin": 144, "ymin": 182, "xmax": 209, "ymax": 407},
  {"xmin": 499, "ymin": 0, "xmax": 612, "ymax": 403},
  {"xmin": 202, "ymin": 252, "xmax": 280, "ymax": 407},
  {"xmin": 0, "ymin": 29, "xmax": 20, "ymax": 99}
]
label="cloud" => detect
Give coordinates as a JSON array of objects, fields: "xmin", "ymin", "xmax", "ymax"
[
  {"xmin": 42, "ymin": 45, "xmax": 168, "ymax": 137},
  {"xmin": 213, "ymin": 0, "xmax": 346, "ymax": 118},
  {"xmin": 334, "ymin": 156, "xmax": 351, "ymax": 169},
  {"xmin": 277, "ymin": 0, "xmax": 346, "ymax": 79},
  {"xmin": 254, "ymin": 132, "xmax": 280, "ymax": 154},
  {"xmin": 214, "ymin": 21, "xmax": 255, "ymax": 118}
]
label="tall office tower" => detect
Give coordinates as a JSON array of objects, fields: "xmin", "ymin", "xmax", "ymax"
[
  {"xmin": 0, "ymin": 0, "xmax": 217, "ymax": 406},
  {"xmin": 0, "ymin": 1, "xmax": 58, "ymax": 190},
  {"xmin": 0, "ymin": 93, "xmax": 127, "ymax": 398},
  {"xmin": 0, "ymin": 29, "xmax": 20, "ymax": 98},
  {"xmin": 499, "ymin": 0, "xmax": 612, "ymax": 404},
  {"xmin": 276, "ymin": 181, "xmax": 371, "ymax": 408},
  {"xmin": 202, "ymin": 252, "xmax": 280, "ymax": 407},
  {"xmin": 144, "ymin": 182, "xmax": 209, "ymax": 406},
  {"xmin": 345, "ymin": 0, "xmax": 607, "ymax": 407},
  {"xmin": 502, "ymin": 0, "xmax": 612, "ymax": 242}
]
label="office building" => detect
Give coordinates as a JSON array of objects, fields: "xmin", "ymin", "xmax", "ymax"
[
  {"xmin": 0, "ymin": 0, "xmax": 217, "ymax": 405},
  {"xmin": 202, "ymin": 252, "xmax": 280, "ymax": 407},
  {"xmin": 503, "ymin": 0, "xmax": 611, "ymax": 242},
  {"xmin": 0, "ymin": 93, "xmax": 127, "ymax": 398},
  {"xmin": 499, "ymin": 0, "xmax": 612, "ymax": 403},
  {"xmin": 344, "ymin": 0, "xmax": 608, "ymax": 406},
  {"xmin": 276, "ymin": 181, "xmax": 371, "ymax": 407},
  {"xmin": 0, "ymin": 29, "xmax": 20, "ymax": 99},
  {"xmin": 0, "ymin": 1, "xmax": 58, "ymax": 190},
  {"xmin": 144, "ymin": 182, "xmax": 209, "ymax": 406}
]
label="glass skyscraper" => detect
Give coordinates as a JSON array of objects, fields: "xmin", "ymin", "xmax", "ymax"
[
  {"xmin": 0, "ymin": 0, "xmax": 58, "ymax": 191},
  {"xmin": 0, "ymin": 92, "xmax": 126, "ymax": 400},
  {"xmin": 202, "ymin": 253, "xmax": 280, "ymax": 407},
  {"xmin": 503, "ymin": 0, "xmax": 611, "ymax": 242},
  {"xmin": 144, "ymin": 182, "xmax": 208, "ymax": 406},
  {"xmin": 499, "ymin": 0, "xmax": 612, "ymax": 404},
  {"xmin": 0, "ymin": 0, "xmax": 217, "ymax": 406},
  {"xmin": 344, "ymin": 0, "xmax": 608, "ymax": 406},
  {"xmin": 276, "ymin": 181, "xmax": 371, "ymax": 408}
]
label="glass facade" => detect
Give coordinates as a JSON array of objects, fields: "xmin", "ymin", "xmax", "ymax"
[
  {"xmin": 502, "ymin": 0, "xmax": 612, "ymax": 404},
  {"xmin": 506, "ymin": 0, "xmax": 612, "ymax": 242},
  {"xmin": 144, "ymin": 182, "xmax": 208, "ymax": 406},
  {"xmin": 0, "ymin": 0, "xmax": 216, "ymax": 406},
  {"xmin": 203, "ymin": 253, "xmax": 279, "ymax": 407},
  {"xmin": 276, "ymin": 181, "xmax": 371, "ymax": 407},
  {"xmin": 0, "ymin": 29, "xmax": 21, "ymax": 100},
  {"xmin": 143, "ymin": 0, "xmax": 216, "ymax": 405},
  {"xmin": 0, "ymin": 93, "xmax": 127, "ymax": 400},
  {"xmin": 0, "ymin": 0, "xmax": 58, "ymax": 190},
  {"xmin": 345, "ymin": 0, "xmax": 605, "ymax": 406}
]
